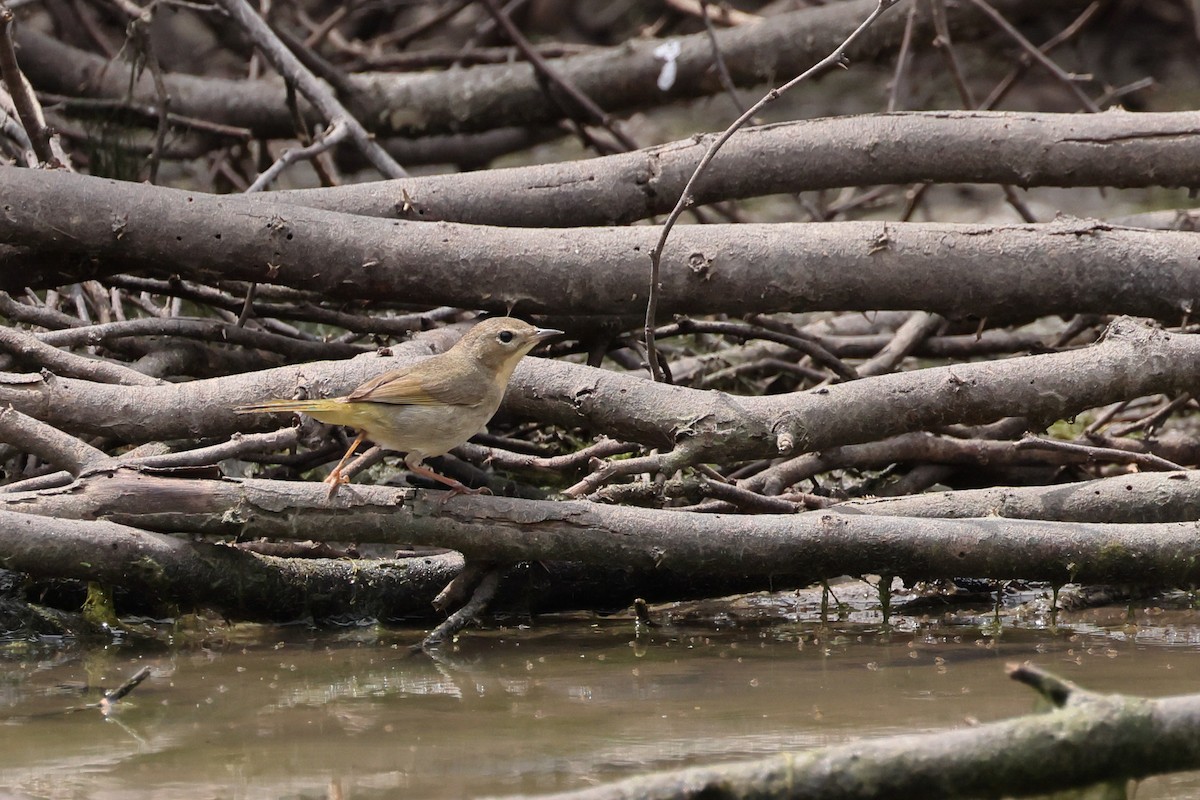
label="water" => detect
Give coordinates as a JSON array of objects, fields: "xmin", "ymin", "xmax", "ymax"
[{"xmin": 3, "ymin": 590, "xmax": 1200, "ymax": 799}]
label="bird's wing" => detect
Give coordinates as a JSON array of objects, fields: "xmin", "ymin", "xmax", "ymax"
[{"xmin": 347, "ymin": 363, "xmax": 491, "ymax": 407}]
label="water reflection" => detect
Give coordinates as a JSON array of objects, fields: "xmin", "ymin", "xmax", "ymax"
[{"xmin": 2, "ymin": 590, "xmax": 1199, "ymax": 799}]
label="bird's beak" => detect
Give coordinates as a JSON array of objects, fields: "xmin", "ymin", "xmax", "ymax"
[{"xmin": 531, "ymin": 327, "xmax": 564, "ymax": 343}]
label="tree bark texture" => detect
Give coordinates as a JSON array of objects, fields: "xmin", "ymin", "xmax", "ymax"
[{"xmin": 2, "ymin": 168, "xmax": 1198, "ymax": 321}]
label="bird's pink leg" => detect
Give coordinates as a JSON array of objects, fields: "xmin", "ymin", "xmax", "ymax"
[
  {"xmin": 405, "ymin": 454, "xmax": 491, "ymax": 499},
  {"xmin": 325, "ymin": 432, "xmax": 367, "ymax": 496}
]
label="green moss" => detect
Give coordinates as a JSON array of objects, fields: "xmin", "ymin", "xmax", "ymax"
[{"xmin": 81, "ymin": 582, "xmax": 120, "ymax": 628}]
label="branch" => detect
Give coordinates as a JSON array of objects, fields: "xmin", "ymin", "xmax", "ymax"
[
  {"xmin": 486, "ymin": 674, "xmax": 1200, "ymax": 800},
  {"xmin": 4, "ymin": 169, "xmax": 1200, "ymax": 321},
  {"xmin": 0, "ymin": 4, "xmax": 55, "ymax": 165},
  {"xmin": 0, "ymin": 322, "xmax": 159, "ymax": 385},
  {"xmin": 7, "ymin": 471, "xmax": 1200, "ymax": 587},
  {"xmin": 0, "ymin": 405, "xmax": 105, "ymax": 474},
  {"xmin": 0, "ymin": 320, "xmax": 1196, "ymax": 475},
  {"xmin": 833, "ymin": 466, "xmax": 1200, "ymax": 523},
  {"xmin": 0, "ymin": 507, "xmax": 459, "ymax": 620},
  {"xmin": 268, "ymin": 110, "xmax": 1200, "ymax": 225},
  {"xmin": 12, "ymin": 0, "xmax": 1088, "ymax": 138},
  {"xmin": 0, "ymin": 502, "xmax": 838, "ymax": 618}
]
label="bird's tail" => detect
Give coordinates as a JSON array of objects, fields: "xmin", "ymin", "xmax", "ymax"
[{"xmin": 234, "ymin": 398, "xmax": 345, "ymax": 415}]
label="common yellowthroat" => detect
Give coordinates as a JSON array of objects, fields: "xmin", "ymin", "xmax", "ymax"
[{"xmin": 237, "ymin": 317, "xmax": 561, "ymax": 493}]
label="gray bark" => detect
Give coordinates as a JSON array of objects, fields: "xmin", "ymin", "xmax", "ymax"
[
  {"xmin": 0, "ymin": 319, "xmax": 1193, "ymax": 470},
  {"xmin": 267, "ymin": 111, "xmax": 1200, "ymax": 226},
  {"xmin": 2, "ymin": 169, "xmax": 1198, "ymax": 321},
  {"xmin": 11, "ymin": 0, "xmax": 1087, "ymax": 138},
  {"xmin": 5, "ymin": 471, "xmax": 1200, "ymax": 586}
]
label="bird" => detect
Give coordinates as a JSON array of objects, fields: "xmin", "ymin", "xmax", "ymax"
[{"xmin": 236, "ymin": 317, "xmax": 561, "ymax": 494}]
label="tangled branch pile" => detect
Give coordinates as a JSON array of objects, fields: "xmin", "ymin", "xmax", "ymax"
[{"xmin": 1, "ymin": 0, "xmax": 1199, "ymax": 626}]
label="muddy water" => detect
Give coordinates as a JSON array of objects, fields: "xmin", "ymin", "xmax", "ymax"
[{"xmin": 3, "ymin": 592, "xmax": 1200, "ymax": 799}]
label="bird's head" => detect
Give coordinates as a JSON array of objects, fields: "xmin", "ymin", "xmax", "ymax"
[{"xmin": 455, "ymin": 317, "xmax": 562, "ymax": 377}]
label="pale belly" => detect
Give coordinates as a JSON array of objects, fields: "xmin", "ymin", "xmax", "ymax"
[{"xmin": 350, "ymin": 401, "xmax": 497, "ymax": 459}]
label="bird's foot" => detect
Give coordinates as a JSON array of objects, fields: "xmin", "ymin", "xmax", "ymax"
[
  {"xmin": 436, "ymin": 482, "xmax": 492, "ymax": 505},
  {"xmin": 324, "ymin": 469, "xmax": 351, "ymax": 500}
]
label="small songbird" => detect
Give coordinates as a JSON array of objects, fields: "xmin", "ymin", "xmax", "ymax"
[{"xmin": 236, "ymin": 317, "xmax": 561, "ymax": 493}]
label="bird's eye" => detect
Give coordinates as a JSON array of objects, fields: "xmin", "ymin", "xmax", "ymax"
[{"xmin": 498, "ymin": 330, "xmax": 514, "ymax": 344}]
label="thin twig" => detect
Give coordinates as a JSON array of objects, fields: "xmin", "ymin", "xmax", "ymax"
[
  {"xmin": 460, "ymin": 437, "xmax": 641, "ymax": 474},
  {"xmin": 1106, "ymin": 393, "xmax": 1191, "ymax": 438},
  {"xmin": 373, "ymin": 0, "xmax": 471, "ymax": 50},
  {"xmin": 478, "ymin": 0, "xmax": 637, "ymax": 152},
  {"xmin": 698, "ymin": 0, "xmax": 747, "ymax": 115},
  {"xmin": 415, "ymin": 566, "xmax": 503, "ymax": 652},
  {"xmin": 245, "ymin": 119, "xmax": 348, "ymax": 192},
  {"xmin": 0, "ymin": 4, "xmax": 56, "ymax": 164},
  {"xmin": 99, "ymin": 427, "xmax": 303, "ymax": 474},
  {"xmin": 643, "ymin": 0, "xmax": 901, "ymax": 380},
  {"xmin": 37, "ymin": 316, "xmax": 369, "ymax": 361},
  {"xmin": 931, "ymin": 0, "xmax": 976, "ymax": 108},
  {"xmin": 211, "ymin": 0, "xmax": 407, "ymax": 178},
  {"xmin": 964, "ymin": 0, "xmax": 1100, "ymax": 112},
  {"xmin": 126, "ymin": 10, "xmax": 171, "ymax": 184},
  {"xmin": 1016, "ymin": 434, "xmax": 1185, "ymax": 471},
  {"xmin": 659, "ymin": 318, "xmax": 857, "ymax": 381},
  {"xmin": 886, "ymin": 4, "xmax": 917, "ymax": 112},
  {"xmin": 979, "ymin": 1, "xmax": 1101, "ymax": 109}
]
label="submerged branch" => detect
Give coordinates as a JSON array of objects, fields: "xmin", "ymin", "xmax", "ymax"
[{"xmin": 491, "ymin": 668, "xmax": 1200, "ymax": 800}]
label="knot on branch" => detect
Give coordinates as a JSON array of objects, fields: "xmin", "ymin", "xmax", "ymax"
[{"xmin": 1098, "ymin": 316, "xmax": 1158, "ymax": 344}]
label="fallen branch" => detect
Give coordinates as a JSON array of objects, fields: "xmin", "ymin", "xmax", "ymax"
[
  {"xmin": 5, "ymin": 471, "xmax": 1200, "ymax": 586},
  {"xmin": 12, "ymin": 0, "xmax": 1086, "ymax": 138},
  {"xmin": 487, "ymin": 664, "xmax": 1200, "ymax": 800},
  {"xmin": 0, "ymin": 320, "xmax": 1194, "ymax": 476},
  {"xmin": 3, "ymin": 169, "xmax": 1199, "ymax": 321},
  {"xmin": 0, "ymin": 504, "xmax": 824, "ymax": 619}
]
